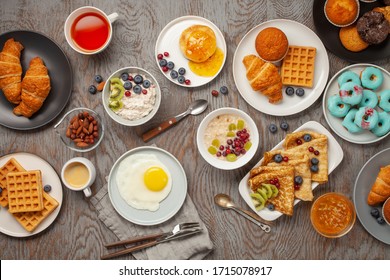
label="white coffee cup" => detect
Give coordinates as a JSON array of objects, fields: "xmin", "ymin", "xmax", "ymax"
[
  {"xmin": 61, "ymin": 157, "xmax": 96, "ymax": 197},
  {"xmin": 64, "ymin": 6, "xmax": 118, "ymax": 55}
]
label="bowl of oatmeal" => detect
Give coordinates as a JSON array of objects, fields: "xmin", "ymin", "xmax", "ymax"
[
  {"xmin": 102, "ymin": 67, "xmax": 161, "ymax": 126},
  {"xmin": 196, "ymin": 107, "xmax": 259, "ymax": 170}
]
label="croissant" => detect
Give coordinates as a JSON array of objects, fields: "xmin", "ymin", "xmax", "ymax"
[
  {"xmin": 13, "ymin": 57, "xmax": 51, "ymax": 118},
  {"xmin": 0, "ymin": 38, "xmax": 24, "ymax": 104},
  {"xmin": 367, "ymin": 165, "xmax": 390, "ymax": 206},
  {"xmin": 242, "ymin": 54, "xmax": 283, "ymax": 103}
]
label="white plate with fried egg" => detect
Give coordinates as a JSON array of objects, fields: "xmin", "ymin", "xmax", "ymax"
[{"xmin": 108, "ymin": 146, "xmax": 187, "ymax": 226}]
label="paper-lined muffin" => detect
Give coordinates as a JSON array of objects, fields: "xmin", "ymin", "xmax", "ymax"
[
  {"xmin": 324, "ymin": 0, "xmax": 360, "ymax": 27},
  {"xmin": 255, "ymin": 27, "xmax": 289, "ymax": 62}
]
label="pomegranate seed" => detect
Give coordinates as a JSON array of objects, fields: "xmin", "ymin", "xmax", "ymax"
[
  {"xmin": 240, "ymin": 134, "xmax": 246, "ymax": 140},
  {"xmin": 314, "ymin": 150, "xmax": 320, "ymax": 156},
  {"xmin": 125, "ymin": 90, "xmax": 131, "ymax": 97},
  {"xmin": 270, "ymin": 179, "xmax": 275, "ymax": 185},
  {"xmin": 222, "ymin": 151, "xmax": 227, "ymax": 157},
  {"xmin": 216, "ymin": 152, "xmax": 222, "ymax": 157},
  {"xmin": 241, "ymin": 149, "xmax": 246, "ymax": 155},
  {"xmin": 235, "ymin": 147, "xmax": 241, "ymax": 153},
  {"xmin": 234, "ymin": 141, "xmax": 240, "ymax": 147},
  {"xmin": 274, "ymin": 178, "xmax": 279, "ymax": 183},
  {"xmin": 227, "ymin": 139, "xmax": 233, "ymax": 145},
  {"xmin": 162, "ymin": 66, "xmax": 169, "ymax": 72},
  {"xmin": 211, "ymin": 90, "xmax": 219, "ymax": 97},
  {"xmin": 275, "ymin": 182, "xmax": 280, "ymax": 188},
  {"xmin": 142, "ymin": 89, "xmax": 147, "ymax": 95},
  {"xmin": 128, "ymin": 75, "xmax": 134, "ymax": 81},
  {"xmin": 219, "ymin": 145, "xmax": 224, "ymax": 151},
  {"xmin": 157, "ymin": 54, "xmax": 163, "ymax": 60},
  {"xmin": 294, "ymin": 184, "xmax": 300, "ymax": 190},
  {"xmin": 164, "ymin": 51, "xmax": 169, "ymax": 57},
  {"xmin": 242, "ymin": 129, "xmax": 247, "ymax": 133},
  {"xmin": 296, "ymin": 139, "xmax": 302, "ymax": 145},
  {"xmin": 235, "ymin": 150, "xmax": 240, "ymax": 156},
  {"xmin": 308, "ymin": 146, "xmax": 314, "ymax": 152},
  {"xmin": 185, "ymin": 79, "xmax": 191, "ymax": 85},
  {"xmin": 283, "ymin": 156, "xmax": 289, "ymax": 162},
  {"xmin": 226, "ymin": 149, "xmax": 231, "ymax": 154}
]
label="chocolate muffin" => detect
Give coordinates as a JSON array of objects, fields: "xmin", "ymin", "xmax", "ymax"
[{"xmin": 356, "ymin": 11, "xmax": 390, "ymax": 44}]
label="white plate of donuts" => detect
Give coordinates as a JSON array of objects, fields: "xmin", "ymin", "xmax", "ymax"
[{"xmin": 323, "ymin": 63, "xmax": 390, "ymax": 144}]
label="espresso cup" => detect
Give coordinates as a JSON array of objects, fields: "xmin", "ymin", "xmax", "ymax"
[
  {"xmin": 64, "ymin": 6, "xmax": 118, "ymax": 55},
  {"xmin": 61, "ymin": 157, "xmax": 96, "ymax": 197}
]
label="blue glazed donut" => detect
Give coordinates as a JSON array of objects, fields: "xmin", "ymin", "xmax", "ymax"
[
  {"xmin": 361, "ymin": 67, "xmax": 384, "ymax": 90},
  {"xmin": 359, "ymin": 89, "xmax": 378, "ymax": 108},
  {"xmin": 337, "ymin": 71, "xmax": 361, "ymax": 87},
  {"xmin": 379, "ymin": 89, "xmax": 390, "ymax": 112},
  {"xmin": 339, "ymin": 81, "xmax": 363, "ymax": 105},
  {"xmin": 327, "ymin": 95, "xmax": 351, "ymax": 117},
  {"xmin": 354, "ymin": 107, "xmax": 379, "ymax": 130},
  {"xmin": 342, "ymin": 109, "xmax": 363, "ymax": 134},
  {"xmin": 371, "ymin": 111, "xmax": 390, "ymax": 137}
]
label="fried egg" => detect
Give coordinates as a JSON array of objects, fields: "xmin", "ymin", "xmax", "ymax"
[{"xmin": 116, "ymin": 153, "xmax": 172, "ymax": 211}]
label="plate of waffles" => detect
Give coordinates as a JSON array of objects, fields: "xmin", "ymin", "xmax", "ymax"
[
  {"xmin": 238, "ymin": 121, "xmax": 344, "ymax": 221},
  {"xmin": 232, "ymin": 19, "xmax": 329, "ymax": 116},
  {"xmin": 0, "ymin": 152, "xmax": 62, "ymax": 237}
]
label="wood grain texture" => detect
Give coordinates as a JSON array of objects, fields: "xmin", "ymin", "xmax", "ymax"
[{"xmin": 0, "ymin": 0, "xmax": 389, "ymax": 260}]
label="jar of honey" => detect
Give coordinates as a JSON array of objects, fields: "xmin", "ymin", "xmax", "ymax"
[{"xmin": 310, "ymin": 192, "xmax": 356, "ymax": 238}]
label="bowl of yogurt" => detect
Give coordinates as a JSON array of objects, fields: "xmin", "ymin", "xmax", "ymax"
[
  {"xmin": 196, "ymin": 107, "xmax": 259, "ymax": 170},
  {"xmin": 102, "ymin": 67, "xmax": 161, "ymax": 126}
]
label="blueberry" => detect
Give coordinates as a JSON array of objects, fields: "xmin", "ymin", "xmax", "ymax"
[
  {"xmin": 220, "ymin": 86, "xmax": 229, "ymax": 95},
  {"xmin": 269, "ymin": 123, "xmax": 277, "ymax": 133},
  {"xmin": 133, "ymin": 85, "xmax": 142, "ymax": 94},
  {"xmin": 294, "ymin": 176, "xmax": 303, "ymax": 185},
  {"xmin": 285, "ymin": 86, "xmax": 294, "ymax": 96},
  {"xmin": 267, "ymin": 204, "xmax": 275, "ymax": 211},
  {"xmin": 134, "ymin": 75, "xmax": 143, "ymax": 84},
  {"xmin": 274, "ymin": 154, "xmax": 283, "ymax": 163},
  {"xmin": 159, "ymin": 59, "xmax": 167, "ymax": 67},
  {"xmin": 296, "ymin": 88, "xmax": 305, "ymax": 97},
  {"xmin": 178, "ymin": 76, "xmax": 185, "ymax": 84},
  {"xmin": 311, "ymin": 158, "xmax": 319, "ymax": 165},
  {"xmin": 170, "ymin": 70, "xmax": 178, "ymax": 79},
  {"xmin": 280, "ymin": 121, "xmax": 289, "ymax": 131},
  {"xmin": 94, "ymin": 75, "xmax": 103, "ymax": 83},
  {"xmin": 123, "ymin": 81, "xmax": 132, "ymax": 90},
  {"xmin": 44, "ymin": 185, "xmax": 52, "ymax": 192},
  {"xmin": 377, "ymin": 217, "xmax": 385, "ymax": 225},
  {"xmin": 370, "ymin": 208, "xmax": 380, "ymax": 218},
  {"xmin": 143, "ymin": 80, "xmax": 151, "ymax": 88},
  {"xmin": 310, "ymin": 165, "xmax": 319, "ymax": 172},
  {"xmin": 178, "ymin": 67, "xmax": 186, "ymax": 75},
  {"xmin": 88, "ymin": 85, "xmax": 97, "ymax": 94},
  {"xmin": 167, "ymin": 61, "xmax": 175, "ymax": 70},
  {"xmin": 121, "ymin": 73, "xmax": 129, "ymax": 81},
  {"xmin": 0, "ymin": 187, "xmax": 2, "ymax": 195},
  {"xmin": 303, "ymin": 134, "xmax": 312, "ymax": 142}
]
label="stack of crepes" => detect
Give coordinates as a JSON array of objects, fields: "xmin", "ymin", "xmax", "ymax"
[
  {"xmin": 0, "ymin": 157, "xmax": 58, "ymax": 232},
  {"xmin": 248, "ymin": 130, "xmax": 328, "ymax": 216}
]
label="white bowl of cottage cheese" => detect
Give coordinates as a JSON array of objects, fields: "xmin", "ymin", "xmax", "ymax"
[
  {"xmin": 197, "ymin": 107, "xmax": 259, "ymax": 170},
  {"xmin": 102, "ymin": 67, "xmax": 161, "ymax": 126}
]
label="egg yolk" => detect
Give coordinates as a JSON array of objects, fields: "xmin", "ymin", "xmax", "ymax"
[{"xmin": 144, "ymin": 167, "xmax": 168, "ymax": 192}]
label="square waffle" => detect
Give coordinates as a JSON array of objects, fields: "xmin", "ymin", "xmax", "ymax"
[
  {"xmin": 13, "ymin": 192, "xmax": 59, "ymax": 232},
  {"xmin": 0, "ymin": 158, "xmax": 26, "ymax": 207},
  {"xmin": 7, "ymin": 170, "xmax": 44, "ymax": 213},
  {"xmin": 280, "ymin": 46, "xmax": 316, "ymax": 88}
]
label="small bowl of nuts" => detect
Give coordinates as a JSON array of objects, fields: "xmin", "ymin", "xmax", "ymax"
[{"xmin": 54, "ymin": 107, "xmax": 104, "ymax": 152}]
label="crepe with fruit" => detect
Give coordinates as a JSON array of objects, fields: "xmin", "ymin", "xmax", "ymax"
[
  {"xmin": 284, "ymin": 131, "xmax": 328, "ymax": 184},
  {"xmin": 262, "ymin": 150, "xmax": 313, "ymax": 201},
  {"xmin": 248, "ymin": 165, "xmax": 295, "ymax": 216}
]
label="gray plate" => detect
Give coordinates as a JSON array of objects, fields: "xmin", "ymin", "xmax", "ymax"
[
  {"xmin": 353, "ymin": 148, "xmax": 390, "ymax": 245},
  {"xmin": 0, "ymin": 30, "xmax": 72, "ymax": 130},
  {"xmin": 108, "ymin": 146, "xmax": 187, "ymax": 226}
]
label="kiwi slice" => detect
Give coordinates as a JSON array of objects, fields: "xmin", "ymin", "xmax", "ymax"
[
  {"xmin": 108, "ymin": 100, "xmax": 123, "ymax": 112},
  {"xmin": 250, "ymin": 193, "xmax": 266, "ymax": 211},
  {"xmin": 270, "ymin": 185, "xmax": 279, "ymax": 198},
  {"xmin": 262, "ymin": 183, "xmax": 273, "ymax": 199},
  {"xmin": 109, "ymin": 84, "xmax": 125, "ymax": 101},
  {"xmin": 256, "ymin": 188, "xmax": 268, "ymax": 202},
  {"xmin": 110, "ymin": 77, "xmax": 122, "ymax": 86}
]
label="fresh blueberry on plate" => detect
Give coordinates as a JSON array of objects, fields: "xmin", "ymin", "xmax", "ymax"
[
  {"xmin": 44, "ymin": 185, "xmax": 52, "ymax": 192},
  {"xmin": 370, "ymin": 208, "xmax": 380, "ymax": 218},
  {"xmin": 303, "ymin": 134, "xmax": 312, "ymax": 142},
  {"xmin": 311, "ymin": 158, "xmax": 319, "ymax": 165},
  {"xmin": 133, "ymin": 85, "xmax": 142, "ymax": 94},
  {"xmin": 274, "ymin": 154, "xmax": 283, "ymax": 163},
  {"xmin": 159, "ymin": 59, "xmax": 167, "ymax": 67},
  {"xmin": 267, "ymin": 204, "xmax": 275, "ymax": 211},
  {"xmin": 269, "ymin": 124, "xmax": 277, "ymax": 133},
  {"xmin": 88, "ymin": 85, "xmax": 97, "ymax": 95},
  {"xmin": 310, "ymin": 165, "xmax": 319, "ymax": 172},
  {"xmin": 123, "ymin": 81, "xmax": 132, "ymax": 90},
  {"xmin": 296, "ymin": 88, "xmax": 305, "ymax": 97},
  {"xmin": 94, "ymin": 75, "xmax": 103, "ymax": 83},
  {"xmin": 170, "ymin": 70, "xmax": 178, "ymax": 79},
  {"xmin": 167, "ymin": 61, "xmax": 175, "ymax": 70},
  {"xmin": 294, "ymin": 176, "xmax": 303, "ymax": 185},
  {"xmin": 285, "ymin": 86, "xmax": 294, "ymax": 96},
  {"xmin": 133, "ymin": 75, "xmax": 143, "ymax": 84},
  {"xmin": 178, "ymin": 67, "xmax": 186, "ymax": 75},
  {"xmin": 377, "ymin": 216, "xmax": 385, "ymax": 225},
  {"xmin": 220, "ymin": 86, "xmax": 229, "ymax": 95},
  {"xmin": 280, "ymin": 121, "xmax": 289, "ymax": 131},
  {"xmin": 178, "ymin": 76, "xmax": 185, "ymax": 84},
  {"xmin": 143, "ymin": 80, "xmax": 151, "ymax": 88},
  {"xmin": 120, "ymin": 73, "xmax": 129, "ymax": 81}
]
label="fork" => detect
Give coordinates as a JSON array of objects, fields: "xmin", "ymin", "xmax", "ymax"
[{"xmin": 101, "ymin": 222, "xmax": 202, "ymax": 260}]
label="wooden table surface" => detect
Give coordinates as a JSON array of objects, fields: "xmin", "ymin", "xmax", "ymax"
[{"xmin": 1, "ymin": 0, "xmax": 389, "ymax": 260}]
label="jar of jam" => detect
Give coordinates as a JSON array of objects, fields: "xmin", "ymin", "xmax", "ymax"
[{"xmin": 310, "ymin": 192, "xmax": 356, "ymax": 238}]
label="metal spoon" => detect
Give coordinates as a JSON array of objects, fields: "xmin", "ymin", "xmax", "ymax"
[
  {"xmin": 142, "ymin": 99, "xmax": 208, "ymax": 142},
  {"xmin": 214, "ymin": 193, "xmax": 271, "ymax": 233}
]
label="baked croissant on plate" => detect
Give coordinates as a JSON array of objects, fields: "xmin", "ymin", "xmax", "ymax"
[
  {"xmin": 13, "ymin": 57, "xmax": 51, "ymax": 118},
  {"xmin": 367, "ymin": 165, "xmax": 390, "ymax": 206},
  {"xmin": 242, "ymin": 54, "xmax": 283, "ymax": 104},
  {"xmin": 0, "ymin": 38, "xmax": 24, "ymax": 104}
]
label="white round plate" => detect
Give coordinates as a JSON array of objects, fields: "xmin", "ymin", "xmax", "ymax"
[
  {"xmin": 322, "ymin": 63, "xmax": 390, "ymax": 144},
  {"xmin": 155, "ymin": 15, "xmax": 227, "ymax": 87},
  {"xmin": 0, "ymin": 152, "xmax": 63, "ymax": 237},
  {"xmin": 233, "ymin": 19, "xmax": 329, "ymax": 116},
  {"xmin": 108, "ymin": 146, "xmax": 187, "ymax": 226}
]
